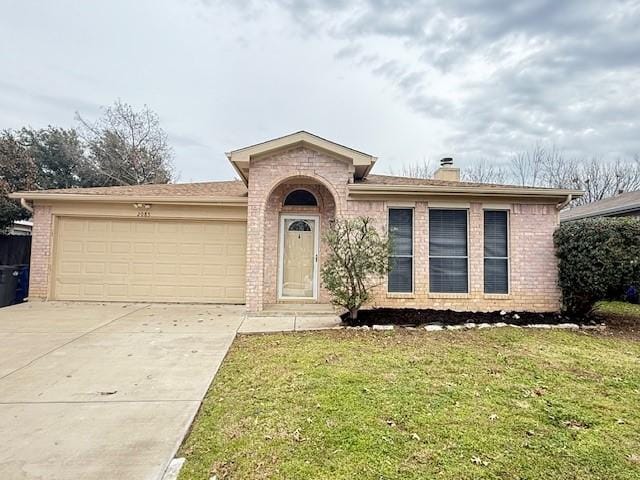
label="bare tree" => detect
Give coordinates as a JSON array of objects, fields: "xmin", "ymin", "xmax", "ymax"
[
  {"xmin": 461, "ymin": 159, "xmax": 507, "ymax": 184},
  {"xmin": 509, "ymin": 143, "xmax": 547, "ymax": 187},
  {"xmin": 76, "ymin": 100, "xmax": 174, "ymax": 186},
  {"xmin": 391, "ymin": 157, "xmax": 435, "ymax": 179},
  {"xmin": 508, "ymin": 144, "xmax": 640, "ymax": 207},
  {"xmin": 568, "ymin": 157, "xmax": 640, "ymax": 205}
]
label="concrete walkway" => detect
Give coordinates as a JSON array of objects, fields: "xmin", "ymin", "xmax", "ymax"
[
  {"xmin": 0, "ymin": 302, "xmax": 244, "ymax": 480},
  {"xmin": 239, "ymin": 314, "xmax": 341, "ymax": 333},
  {"xmin": 0, "ymin": 302, "xmax": 341, "ymax": 480}
]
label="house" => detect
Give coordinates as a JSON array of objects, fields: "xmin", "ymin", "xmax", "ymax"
[
  {"xmin": 560, "ymin": 190, "xmax": 640, "ymax": 222},
  {"xmin": 8, "ymin": 220, "xmax": 33, "ymax": 236},
  {"xmin": 11, "ymin": 131, "xmax": 583, "ymax": 313}
]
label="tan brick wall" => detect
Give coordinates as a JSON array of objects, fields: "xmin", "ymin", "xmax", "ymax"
[
  {"xmin": 263, "ymin": 182, "xmax": 336, "ymax": 304},
  {"xmin": 345, "ymin": 200, "xmax": 560, "ymax": 312},
  {"xmin": 245, "ymin": 146, "xmax": 352, "ymax": 312},
  {"xmin": 28, "ymin": 145, "xmax": 562, "ymax": 313},
  {"xmin": 247, "ymin": 146, "xmax": 561, "ymax": 313},
  {"xmin": 28, "ymin": 205, "xmax": 53, "ymax": 300}
]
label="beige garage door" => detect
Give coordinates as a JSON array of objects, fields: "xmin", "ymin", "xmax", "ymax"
[{"xmin": 53, "ymin": 217, "xmax": 246, "ymax": 303}]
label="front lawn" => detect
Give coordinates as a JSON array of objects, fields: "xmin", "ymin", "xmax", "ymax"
[
  {"xmin": 178, "ymin": 329, "xmax": 640, "ymax": 480},
  {"xmin": 595, "ymin": 301, "xmax": 640, "ymax": 320}
]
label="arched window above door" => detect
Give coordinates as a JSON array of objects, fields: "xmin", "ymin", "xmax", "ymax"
[
  {"xmin": 288, "ymin": 220, "xmax": 312, "ymax": 231},
  {"xmin": 284, "ymin": 189, "xmax": 318, "ymax": 206}
]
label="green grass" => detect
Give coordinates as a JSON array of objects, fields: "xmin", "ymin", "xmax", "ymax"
[
  {"xmin": 178, "ymin": 329, "xmax": 640, "ymax": 480},
  {"xmin": 595, "ymin": 301, "xmax": 640, "ymax": 319}
]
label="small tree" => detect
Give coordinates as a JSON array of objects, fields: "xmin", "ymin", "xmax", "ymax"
[
  {"xmin": 321, "ymin": 217, "xmax": 391, "ymax": 321},
  {"xmin": 76, "ymin": 100, "xmax": 174, "ymax": 186}
]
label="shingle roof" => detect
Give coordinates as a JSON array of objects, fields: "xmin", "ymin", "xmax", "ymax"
[
  {"xmin": 560, "ymin": 190, "xmax": 640, "ymax": 222},
  {"xmin": 358, "ymin": 174, "xmax": 555, "ymax": 190},
  {"xmin": 13, "ymin": 173, "xmax": 579, "ymax": 201},
  {"xmin": 17, "ymin": 180, "xmax": 248, "ymax": 198}
]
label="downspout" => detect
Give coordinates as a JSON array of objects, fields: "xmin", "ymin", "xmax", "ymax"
[
  {"xmin": 557, "ymin": 194, "xmax": 572, "ymax": 210},
  {"xmin": 20, "ymin": 198, "xmax": 34, "ymax": 214}
]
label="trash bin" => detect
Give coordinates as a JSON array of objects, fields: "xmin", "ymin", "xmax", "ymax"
[
  {"xmin": 0, "ymin": 266, "xmax": 20, "ymax": 308},
  {"xmin": 14, "ymin": 264, "xmax": 29, "ymax": 304}
]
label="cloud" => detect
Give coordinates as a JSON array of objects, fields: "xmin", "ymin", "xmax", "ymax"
[
  {"xmin": 226, "ymin": 0, "xmax": 640, "ymax": 162},
  {"xmin": 0, "ymin": 80, "xmax": 101, "ymax": 119}
]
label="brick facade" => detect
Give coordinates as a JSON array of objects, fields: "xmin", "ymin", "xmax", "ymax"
[
  {"xmin": 26, "ymin": 144, "xmax": 562, "ymax": 313},
  {"xmin": 28, "ymin": 205, "xmax": 53, "ymax": 300},
  {"xmin": 245, "ymin": 146, "xmax": 351, "ymax": 312},
  {"xmin": 247, "ymin": 146, "xmax": 561, "ymax": 313}
]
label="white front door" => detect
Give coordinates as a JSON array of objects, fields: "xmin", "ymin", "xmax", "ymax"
[{"xmin": 278, "ymin": 215, "xmax": 319, "ymax": 300}]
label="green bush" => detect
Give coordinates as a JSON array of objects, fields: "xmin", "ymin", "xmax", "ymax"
[
  {"xmin": 554, "ymin": 217, "xmax": 640, "ymax": 315},
  {"xmin": 320, "ymin": 217, "xmax": 391, "ymax": 321}
]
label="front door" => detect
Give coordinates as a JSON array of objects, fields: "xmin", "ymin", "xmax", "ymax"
[{"xmin": 278, "ymin": 215, "xmax": 319, "ymax": 300}]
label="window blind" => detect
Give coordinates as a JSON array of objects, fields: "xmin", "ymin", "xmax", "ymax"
[
  {"xmin": 484, "ymin": 210, "xmax": 509, "ymax": 294},
  {"xmin": 429, "ymin": 209, "xmax": 468, "ymax": 293},
  {"xmin": 388, "ymin": 208, "xmax": 413, "ymax": 293}
]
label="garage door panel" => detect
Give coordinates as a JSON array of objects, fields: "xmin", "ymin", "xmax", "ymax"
[
  {"xmin": 110, "ymin": 242, "xmax": 131, "ymax": 254},
  {"xmin": 54, "ymin": 217, "xmax": 246, "ymax": 303},
  {"xmin": 157, "ymin": 243, "xmax": 177, "ymax": 254}
]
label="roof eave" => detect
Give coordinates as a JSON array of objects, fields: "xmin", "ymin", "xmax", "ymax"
[
  {"xmin": 9, "ymin": 192, "xmax": 248, "ymax": 207},
  {"xmin": 349, "ymin": 184, "xmax": 584, "ymax": 200}
]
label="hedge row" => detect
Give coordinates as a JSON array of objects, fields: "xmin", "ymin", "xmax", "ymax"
[{"xmin": 554, "ymin": 217, "xmax": 640, "ymax": 315}]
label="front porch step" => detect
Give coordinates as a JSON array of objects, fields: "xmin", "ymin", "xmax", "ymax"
[{"xmin": 257, "ymin": 303, "xmax": 341, "ymax": 317}]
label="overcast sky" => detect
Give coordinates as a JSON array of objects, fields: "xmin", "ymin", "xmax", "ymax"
[{"xmin": 1, "ymin": 0, "xmax": 639, "ymax": 182}]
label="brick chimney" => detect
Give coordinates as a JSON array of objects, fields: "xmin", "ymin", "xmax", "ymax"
[{"xmin": 434, "ymin": 157, "xmax": 460, "ymax": 182}]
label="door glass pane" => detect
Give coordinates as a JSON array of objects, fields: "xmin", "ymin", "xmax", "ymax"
[{"xmin": 282, "ymin": 218, "xmax": 315, "ymax": 298}]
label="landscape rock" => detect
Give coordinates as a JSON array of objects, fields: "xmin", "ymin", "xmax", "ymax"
[
  {"xmin": 463, "ymin": 322, "xmax": 477, "ymax": 329},
  {"xmin": 580, "ymin": 324, "xmax": 606, "ymax": 330},
  {"xmin": 424, "ymin": 323, "xmax": 444, "ymax": 332},
  {"xmin": 446, "ymin": 325, "xmax": 464, "ymax": 331},
  {"xmin": 553, "ymin": 323, "xmax": 579, "ymax": 329},
  {"xmin": 477, "ymin": 323, "xmax": 492, "ymax": 329},
  {"xmin": 372, "ymin": 324, "xmax": 394, "ymax": 331},
  {"xmin": 527, "ymin": 324, "xmax": 551, "ymax": 329},
  {"xmin": 494, "ymin": 322, "xmax": 508, "ymax": 328}
]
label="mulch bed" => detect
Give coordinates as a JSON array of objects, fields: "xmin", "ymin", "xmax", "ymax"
[{"xmin": 342, "ymin": 308, "xmax": 578, "ymax": 327}]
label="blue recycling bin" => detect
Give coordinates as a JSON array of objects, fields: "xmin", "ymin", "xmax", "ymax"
[
  {"xmin": 14, "ymin": 264, "xmax": 29, "ymax": 304},
  {"xmin": 0, "ymin": 266, "xmax": 20, "ymax": 308}
]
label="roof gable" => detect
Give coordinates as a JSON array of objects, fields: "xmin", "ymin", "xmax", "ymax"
[{"xmin": 226, "ymin": 131, "xmax": 376, "ymax": 183}]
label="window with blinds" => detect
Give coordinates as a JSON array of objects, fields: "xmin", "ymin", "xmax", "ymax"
[
  {"xmin": 388, "ymin": 208, "xmax": 413, "ymax": 293},
  {"xmin": 484, "ymin": 210, "xmax": 509, "ymax": 294},
  {"xmin": 429, "ymin": 209, "xmax": 468, "ymax": 293}
]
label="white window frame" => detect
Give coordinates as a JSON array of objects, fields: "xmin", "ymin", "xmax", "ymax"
[
  {"xmin": 277, "ymin": 214, "xmax": 320, "ymax": 301},
  {"xmin": 387, "ymin": 207, "xmax": 415, "ymax": 294},
  {"xmin": 483, "ymin": 209, "xmax": 510, "ymax": 295},
  {"xmin": 428, "ymin": 208, "xmax": 470, "ymax": 294}
]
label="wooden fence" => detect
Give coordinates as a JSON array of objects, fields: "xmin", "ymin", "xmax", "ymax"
[{"xmin": 0, "ymin": 235, "xmax": 31, "ymax": 265}]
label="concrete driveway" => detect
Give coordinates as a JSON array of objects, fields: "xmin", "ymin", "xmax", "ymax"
[{"xmin": 0, "ymin": 301, "xmax": 245, "ymax": 480}]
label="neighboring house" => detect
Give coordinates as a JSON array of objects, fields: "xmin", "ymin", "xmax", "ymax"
[
  {"xmin": 11, "ymin": 131, "xmax": 582, "ymax": 313},
  {"xmin": 560, "ymin": 190, "xmax": 640, "ymax": 222},
  {"xmin": 8, "ymin": 220, "xmax": 33, "ymax": 236}
]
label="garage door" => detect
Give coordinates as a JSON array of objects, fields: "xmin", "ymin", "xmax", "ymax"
[{"xmin": 53, "ymin": 217, "xmax": 246, "ymax": 303}]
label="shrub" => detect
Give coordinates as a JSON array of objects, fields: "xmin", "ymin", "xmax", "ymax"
[
  {"xmin": 321, "ymin": 217, "xmax": 391, "ymax": 321},
  {"xmin": 554, "ymin": 217, "xmax": 640, "ymax": 315}
]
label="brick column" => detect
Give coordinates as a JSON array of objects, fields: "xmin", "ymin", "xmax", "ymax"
[
  {"xmin": 469, "ymin": 202, "xmax": 484, "ymax": 297},
  {"xmin": 28, "ymin": 205, "xmax": 53, "ymax": 300}
]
